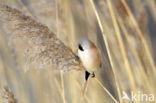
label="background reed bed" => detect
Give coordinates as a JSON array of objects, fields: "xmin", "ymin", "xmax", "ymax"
[{"xmin": 0, "ymin": 0, "xmax": 156, "ymax": 103}]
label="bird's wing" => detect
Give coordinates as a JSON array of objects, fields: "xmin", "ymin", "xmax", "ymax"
[{"xmin": 0, "ymin": 4, "xmax": 85, "ymax": 72}]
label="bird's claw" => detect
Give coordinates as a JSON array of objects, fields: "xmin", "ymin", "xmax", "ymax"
[{"xmin": 91, "ymin": 72, "xmax": 95, "ymax": 78}]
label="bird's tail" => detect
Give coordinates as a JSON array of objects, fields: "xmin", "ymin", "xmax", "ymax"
[
  {"xmin": 81, "ymin": 71, "xmax": 90, "ymax": 97},
  {"xmin": 81, "ymin": 79, "xmax": 89, "ymax": 97}
]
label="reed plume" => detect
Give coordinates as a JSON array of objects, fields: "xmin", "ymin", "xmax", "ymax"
[
  {"xmin": 0, "ymin": 4, "xmax": 85, "ymax": 72},
  {"xmin": 0, "ymin": 86, "xmax": 17, "ymax": 103}
]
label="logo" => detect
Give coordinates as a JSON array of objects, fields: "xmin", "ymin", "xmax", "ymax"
[{"xmin": 122, "ymin": 91, "xmax": 155, "ymax": 102}]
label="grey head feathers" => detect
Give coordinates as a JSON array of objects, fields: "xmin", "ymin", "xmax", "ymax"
[{"xmin": 78, "ymin": 38, "xmax": 96, "ymax": 51}]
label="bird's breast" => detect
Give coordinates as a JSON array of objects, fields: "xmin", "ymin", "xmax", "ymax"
[{"xmin": 78, "ymin": 48, "xmax": 100, "ymax": 72}]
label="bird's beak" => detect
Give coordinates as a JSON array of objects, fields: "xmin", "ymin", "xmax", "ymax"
[{"xmin": 76, "ymin": 48, "xmax": 78, "ymax": 51}]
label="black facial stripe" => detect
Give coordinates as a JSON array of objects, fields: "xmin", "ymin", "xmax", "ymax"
[{"xmin": 79, "ymin": 44, "xmax": 84, "ymax": 51}]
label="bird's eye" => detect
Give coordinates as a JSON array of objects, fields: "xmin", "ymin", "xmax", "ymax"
[{"xmin": 79, "ymin": 44, "xmax": 84, "ymax": 51}]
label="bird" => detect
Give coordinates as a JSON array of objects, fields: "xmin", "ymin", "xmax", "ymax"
[
  {"xmin": 0, "ymin": 4, "xmax": 101, "ymax": 96},
  {"xmin": 76, "ymin": 38, "xmax": 101, "ymax": 96}
]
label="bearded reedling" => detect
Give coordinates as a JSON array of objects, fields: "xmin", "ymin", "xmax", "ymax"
[
  {"xmin": 0, "ymin": 4, "xmax": 102, "ymax": 97},
  {"xmin": 76, "ymin": 38, "xmax": 101, "ymax": 96}
]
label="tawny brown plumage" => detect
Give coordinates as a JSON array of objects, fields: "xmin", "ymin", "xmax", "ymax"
[
  {"xmin": 76, "ymin": 38, "xmax": 101, "ymax": 96},
  {"xmin": 77, "ymin": 38, "xmax": 101, "ymax": 73},
  {"xmin": 0, "ymin": 4, "xmax": 85, "ymax": 72}
]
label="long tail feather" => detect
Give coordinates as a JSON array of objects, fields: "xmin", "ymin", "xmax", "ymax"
[{"xmin": 81, "ymin": 71, "xmax": 90, "ymax": 97}]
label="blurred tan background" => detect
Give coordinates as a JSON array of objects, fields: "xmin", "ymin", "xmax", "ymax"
[{"xmin": 0, "ymin": 0, "xmax": 156, "ymax": 103}]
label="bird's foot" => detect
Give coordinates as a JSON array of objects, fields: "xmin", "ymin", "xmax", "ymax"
[{"xmin": 91, "ymin": 72, "xmax": 95, "ymax": 78}]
